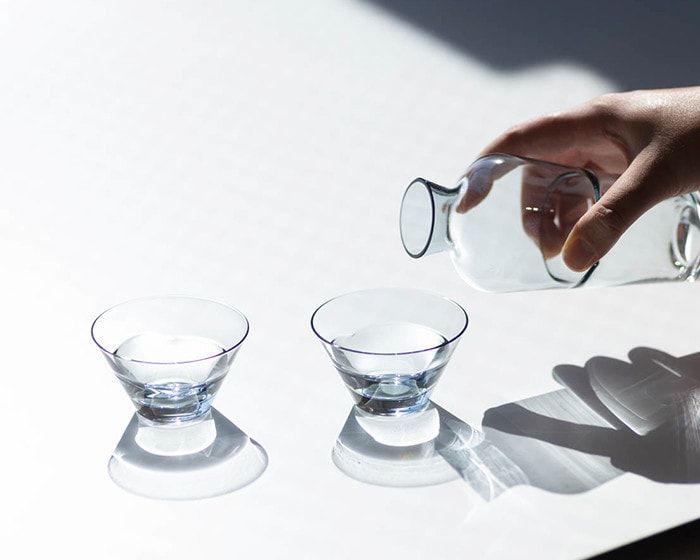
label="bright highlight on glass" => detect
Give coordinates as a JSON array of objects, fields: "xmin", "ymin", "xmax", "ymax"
[{"xmin": 311, "ymin": 288, "xmax": 468, "ymax": 416}]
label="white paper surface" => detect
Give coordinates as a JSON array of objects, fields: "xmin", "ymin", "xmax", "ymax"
[{"xmin": 1, "ymin": 1, "xmax": 699, "ymax": 558}]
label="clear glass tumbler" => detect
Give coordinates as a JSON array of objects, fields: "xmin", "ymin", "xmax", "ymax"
[
  {"xmin": 91, "ymin": 296, "xmax": 249, "ymax": 424},
  {"xmin": 311, "ymin": 288, "xmax": 468, "ymax": 416}
]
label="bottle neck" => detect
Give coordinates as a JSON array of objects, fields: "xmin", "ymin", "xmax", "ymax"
[{"xmin": 400, "ymin": 178, "xmax": 459, "ymax": 258}]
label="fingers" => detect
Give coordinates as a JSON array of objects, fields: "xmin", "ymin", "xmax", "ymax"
[
  {"xmin": 562, "ymin": 147, "xmax": 673, "ymax": 271},
  {"xmin": 480, "ymin": 107, "xmax": 602, "ymax": 162},
  {"xmin": 481, "ymin": 103, "xmax": 632, "ymax": 174},
  {"xmin": 521, "ymin": 168, "xmax": 596, "ymax": 259},
  {"xmin": 456, "ymin": 156, "xmax": 519, "ymax": 213},
  {"xmin": 455, "ymin": 166, "xmax": 493, "ymax": 214},
  {"xmin": 457, "ymin": 111, "xmax": 592, "ymax": 215}
]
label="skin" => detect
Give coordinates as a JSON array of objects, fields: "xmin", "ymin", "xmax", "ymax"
[{"xmin": 459, "ymin": 87, "xmax": 700, "ymax": 272}]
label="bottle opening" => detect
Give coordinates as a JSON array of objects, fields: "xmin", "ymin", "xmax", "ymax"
[{"xmin": 400, "ymin": 179, "xmax": 435, "ymax": 258}]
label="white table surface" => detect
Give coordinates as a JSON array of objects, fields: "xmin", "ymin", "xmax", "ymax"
[{"xmin": 2, "ymin": 1, "xmax": 699, "ymax": 558}]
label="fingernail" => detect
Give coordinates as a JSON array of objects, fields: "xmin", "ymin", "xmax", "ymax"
[{"xmin": 563, "ymin": 236, "xmax": 597, "ymax": 271}]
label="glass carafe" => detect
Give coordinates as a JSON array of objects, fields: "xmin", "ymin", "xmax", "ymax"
[{"xmin": 400, "ymin": 153, "xmax": 700, "ymax": 292}]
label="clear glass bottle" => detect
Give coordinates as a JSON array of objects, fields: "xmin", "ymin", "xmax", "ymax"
[{"xmin": 400, "ymin": 153, "xmax": 700, "ymax": 292}]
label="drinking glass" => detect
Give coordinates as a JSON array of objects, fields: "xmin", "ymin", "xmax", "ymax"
[
  {"xmin": 91, "ymin": 296, "xmax": 249, "ymax": 424},
  {"xmin": 311, "ymin": 288, "xmax": 468, "ymax": 416}
]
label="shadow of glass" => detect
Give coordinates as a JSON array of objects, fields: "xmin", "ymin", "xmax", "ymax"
[
  {"xmin": 483, "ymin": 347, "xmax": 700, "ymax": 489},
  {"xmin": 332, "ymin": 403, "xmax": 530, "ymax": 500},
  {"xmin": 108, "ymin": 408, "xmax": 267, "ymax": 500},
  {"xmin": 361, "ymin": 0, "xmax": 700, "ymax": 90}
]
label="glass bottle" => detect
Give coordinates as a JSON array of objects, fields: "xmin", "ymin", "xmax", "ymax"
[{"xmin": 399, "ymin": 153, "xmax": 700, "ymax": 292}]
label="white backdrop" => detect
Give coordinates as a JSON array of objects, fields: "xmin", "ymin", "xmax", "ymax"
[{"xmin": 2, "ymin": 1, "xmax": 699, "ymax": 558}]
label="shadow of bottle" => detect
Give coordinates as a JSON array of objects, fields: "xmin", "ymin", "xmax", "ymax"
[{"xmin": 108, "ymin": 407, "xmax": 267, "ymax": 500}]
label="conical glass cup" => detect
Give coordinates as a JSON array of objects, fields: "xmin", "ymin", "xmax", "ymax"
[
  {"xmin": 92, "ymin": 296, "xmax": 249, "ymax": 425},
  {"xmin": 311, "ymin": 288, "xmax": 468, "ymax": 416}
]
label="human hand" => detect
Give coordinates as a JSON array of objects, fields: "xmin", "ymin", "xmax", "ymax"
[{"xmin": 460, "ymin": 87, "xmax": 700, "ymax": 271}]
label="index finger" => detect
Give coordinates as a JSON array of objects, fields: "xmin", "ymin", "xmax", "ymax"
[{"xmin": 481, "ymin": 107, "xmax": 606, "ymax": 164}]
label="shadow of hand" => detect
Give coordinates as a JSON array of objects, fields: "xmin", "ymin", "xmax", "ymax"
[{"xmin": 483, "ymin": 348, "xmax": 700, "ymax": 486}]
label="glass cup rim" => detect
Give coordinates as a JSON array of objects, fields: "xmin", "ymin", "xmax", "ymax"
[
  {"xmin": 310, "ymin": 287, "xmax": 468, "ymax": 356},
  {"xmin": 90, "ymin": 295, "xmax": 250, "ymax": 365}
]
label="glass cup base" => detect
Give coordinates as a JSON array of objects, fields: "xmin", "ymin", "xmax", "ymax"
[
  {"xmin": 133, "ymin": 399, "xmax": 215, "ymax": 426},
  {"xmin": 352, "ymin": 388, "xmax": 432, "ymax": 416}
]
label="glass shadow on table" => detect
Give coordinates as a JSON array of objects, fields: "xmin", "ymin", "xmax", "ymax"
[
  {"xmin": 333, "ymin": 347, "xmax": 700, "ymax": 499},
  {"xmin": 333, "ymin": 403, "xmax": 530, "ymax": 499},
  {"xmin": 108, "ymin": 408, "xmax": 267, "ymax": 500}
]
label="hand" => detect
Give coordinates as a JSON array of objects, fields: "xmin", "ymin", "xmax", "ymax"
[{"xmin": 464, "ymin": 87, "xmax": 700, "ymax": 271}]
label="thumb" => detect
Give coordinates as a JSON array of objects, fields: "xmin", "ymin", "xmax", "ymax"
[{"xmin": 562, "ymin": 149, "xmax": 672, "ymax": 272}]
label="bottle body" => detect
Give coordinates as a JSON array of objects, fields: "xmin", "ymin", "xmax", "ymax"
[{"xmin": 400, "ymin": 154, "xmax": 700, "ymax": 292}]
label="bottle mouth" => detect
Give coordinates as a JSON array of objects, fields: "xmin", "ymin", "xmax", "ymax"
[
  {"xmin": 400, "ymin": 178, "xmax": 457, "ymax": 258},
  {"xmin": 400, "ymin": 179, "xmax": 437, "ymax": 258}
]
